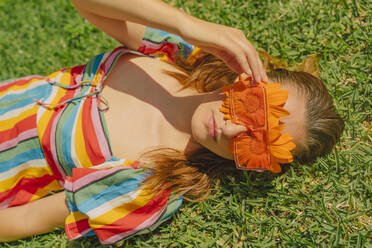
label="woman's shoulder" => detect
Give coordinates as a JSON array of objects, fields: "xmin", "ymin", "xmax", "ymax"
[
  {"xmin": 102, "ymin": 48, "xmax": 192, "ymax": 96},
  {"xmin": 66, "ymin": 26, "xmax": 202, "ymax": 89}
]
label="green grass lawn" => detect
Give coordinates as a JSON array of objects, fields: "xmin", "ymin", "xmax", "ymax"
[{"xmin": 0, "ymin": 0, "xmax": 371, "ymax": 247}]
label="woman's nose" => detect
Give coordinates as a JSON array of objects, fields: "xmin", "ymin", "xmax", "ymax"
[{"xmin": 222, "ymin": 120, "xmax": 247, "ymax": 139}]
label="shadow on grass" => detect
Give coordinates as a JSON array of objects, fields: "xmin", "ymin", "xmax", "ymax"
[{"xmin": 216, "ymin": 162, "xmax": 291, "ymax": 200}]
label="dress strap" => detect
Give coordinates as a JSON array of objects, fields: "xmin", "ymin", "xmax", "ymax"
[{"xmin": 33, "ymin": 47, "xmax": 142, "ymax": 111}]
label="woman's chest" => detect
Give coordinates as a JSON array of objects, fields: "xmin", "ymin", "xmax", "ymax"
[
  {"xmin": 102, "ymin": 85, "xmax": 166, "ymax": 160},
  {"xmin": 101, "ymin": 55, "xmax": 195, "ymax": 160}
]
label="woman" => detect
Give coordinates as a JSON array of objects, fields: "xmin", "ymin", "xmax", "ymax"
[{"xmin": 0, "ymin": 0, "xmax": 344, "ymax": 244}]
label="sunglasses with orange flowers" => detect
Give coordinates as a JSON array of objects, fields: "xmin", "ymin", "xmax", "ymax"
[{"xmin": 219, "ymin": 76, "xmax": 296, "ymax": 173}]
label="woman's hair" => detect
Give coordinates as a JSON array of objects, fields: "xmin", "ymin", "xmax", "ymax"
[{"xmin": 139, "ymin": 51, "xmax": 344, "ymax": 202}]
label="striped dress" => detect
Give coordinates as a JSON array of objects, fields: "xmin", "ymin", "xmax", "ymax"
[{"xmin": 0, "ymin": 27, "xmax": 203, "ymax": 244}]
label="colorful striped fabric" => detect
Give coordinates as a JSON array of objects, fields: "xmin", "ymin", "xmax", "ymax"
[
  {"xmin": 138, "ymin": 27, "xmax": 203, "ymax": 66},
  {"xmin": 0, "ymin": 75, "xmax": 62, "ymax": 208},
  {"xmin": 36, "ymin": 47, "xmax": 141, "ymax": 182},
  {"xmin": 64, "ymin": 161, "xmax": 182, "ymax": 244},
  {"xmin": 0, "ymin": 26, "xmax": 198, "ymax": 243}
]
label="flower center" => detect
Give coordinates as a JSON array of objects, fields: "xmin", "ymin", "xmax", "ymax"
[
  {"xmin": 249, "ymin": 137, "xmax": 266, "ymax": 154},
  {"xmin": 244, "ymin": 94, "xmax": 260, "ymax": 113}
]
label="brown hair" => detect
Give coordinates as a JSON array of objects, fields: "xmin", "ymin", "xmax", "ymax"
[{"xmin": 139, "ymin": 52, "xmax": 344, "ymax": 201}]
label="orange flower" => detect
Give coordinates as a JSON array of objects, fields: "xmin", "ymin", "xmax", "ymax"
[
  {"xmin": 221, "ymin": 81, "xmax": 265, "ymax": 128},
  {"xmin": 230, "ymin": 130, "xmax": 270, "ymax": 171},
  {"xmin": 220, "ymin": 76, "xmax": 296, "ymax": 173}
]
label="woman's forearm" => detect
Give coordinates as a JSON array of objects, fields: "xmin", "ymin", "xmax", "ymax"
[
  {"xmin": 0, "ymin": 192, "xmax": 68, "ymax": 242},
  {"xmin": 70, "ymin": 0, "xmax": 192, "ymax": 37}
]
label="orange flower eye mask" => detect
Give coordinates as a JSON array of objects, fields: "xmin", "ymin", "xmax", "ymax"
[{"xmin": 219, "ymin": 75, "xmax": 296, "ymax": 173}]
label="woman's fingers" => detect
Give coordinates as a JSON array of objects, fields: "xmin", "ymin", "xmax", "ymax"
[
  {"xmin": 233, "ymin": 48, "xmax": 251, "ymax": 76},
  {"xmin": 217, "ymin": 44, "xmax": 265, "ymax": 83},
  {"xmin": 211, "ymin": 46, "xmax": 249, "ymax": 76},
  {"xmin": 242, "ymin": 39, "xmax": 267, "ymax": 83},
  {"xmin": 224, "ymin": 29, "xmax": 267, "ymax": 83},
  {"xmin": 255, "ymin": 48, "xmax": 269, "ymax": 82},
  {"xmin": 245, "ymin": 51, "xmax": 262, "ymax": 83},
  {"xmin": 182, "ymin": 19, "xmax": 267, "ymax": 82}
]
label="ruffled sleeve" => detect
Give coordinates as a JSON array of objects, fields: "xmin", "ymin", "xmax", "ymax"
[
  {"xmin": 137, "ymin": 26, "xmax": 203, "ymax": 67},
  {"xmin": 64, "ymin": 160, "xmax": 182, "ymax": 244}
]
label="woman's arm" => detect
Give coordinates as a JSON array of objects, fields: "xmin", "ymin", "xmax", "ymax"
[
  {"xmin": 70, "ymin": 0, "xmax": 267, "ymax": 82},
  {"xmin": 70, "ymin": 0, "xmax": 184, "ymax": 38},
  {"xmin": 70, "ymin": 4, "xmax": 146, "ymax": 50},
  {"xmin": 0, "ymin": 192, "xmax": 69, "ymax": 242}
]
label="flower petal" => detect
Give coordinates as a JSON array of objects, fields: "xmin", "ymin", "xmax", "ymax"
[
  {"xmin": 273, "ymin": 156, "xmax": 293, "ymax": 164},
  {"xmin": 280, "ymin": 141, "xmax": 296, "ymax": 151},
  {"xmin": 271, "ymin": 134, "xmax": 293, "ymax": 146},
  {"xmin": 270, "ymin": 105, "xmax": 290, "ymax": 118},
  {"xmin": 268, "ymin": 90, "xmax": 288, "ymax": 106},
  {"xmin": 269, "ymin": 159, "xmax": 282, "ymax": 173},
  {"xmin": 271, "ymin": 146, "xmax": 293, "ymax": 160},
  {"xmin": 268, "ymin": 115, "xmax": 280, "ymax": 129},
  {"xmin": 270, "ymin": 125, "xmax": 285, "ymax": 142},
  {"xmin": 265, "ymin": 83, "xmax": 281, "ymax": 91}
]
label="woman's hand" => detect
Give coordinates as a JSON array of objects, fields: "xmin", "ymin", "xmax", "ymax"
[{"xmin": 181, "ymin": 16, "xmax": 268, "ymax": 83}]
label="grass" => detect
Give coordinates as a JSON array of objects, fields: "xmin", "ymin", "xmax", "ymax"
[{"xmin": 0, "ymin": 0, "xmax": 371, "ymax": 247}]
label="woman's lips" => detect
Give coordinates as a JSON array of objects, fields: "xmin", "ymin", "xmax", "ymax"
[{"xmin": 208, "ymin": 113, "xmax": 217, "ymax": 141}]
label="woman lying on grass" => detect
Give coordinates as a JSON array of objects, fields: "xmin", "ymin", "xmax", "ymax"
[{"xmin": 0, "ymin": 0, "xmax": 344, "ymax": 244}]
